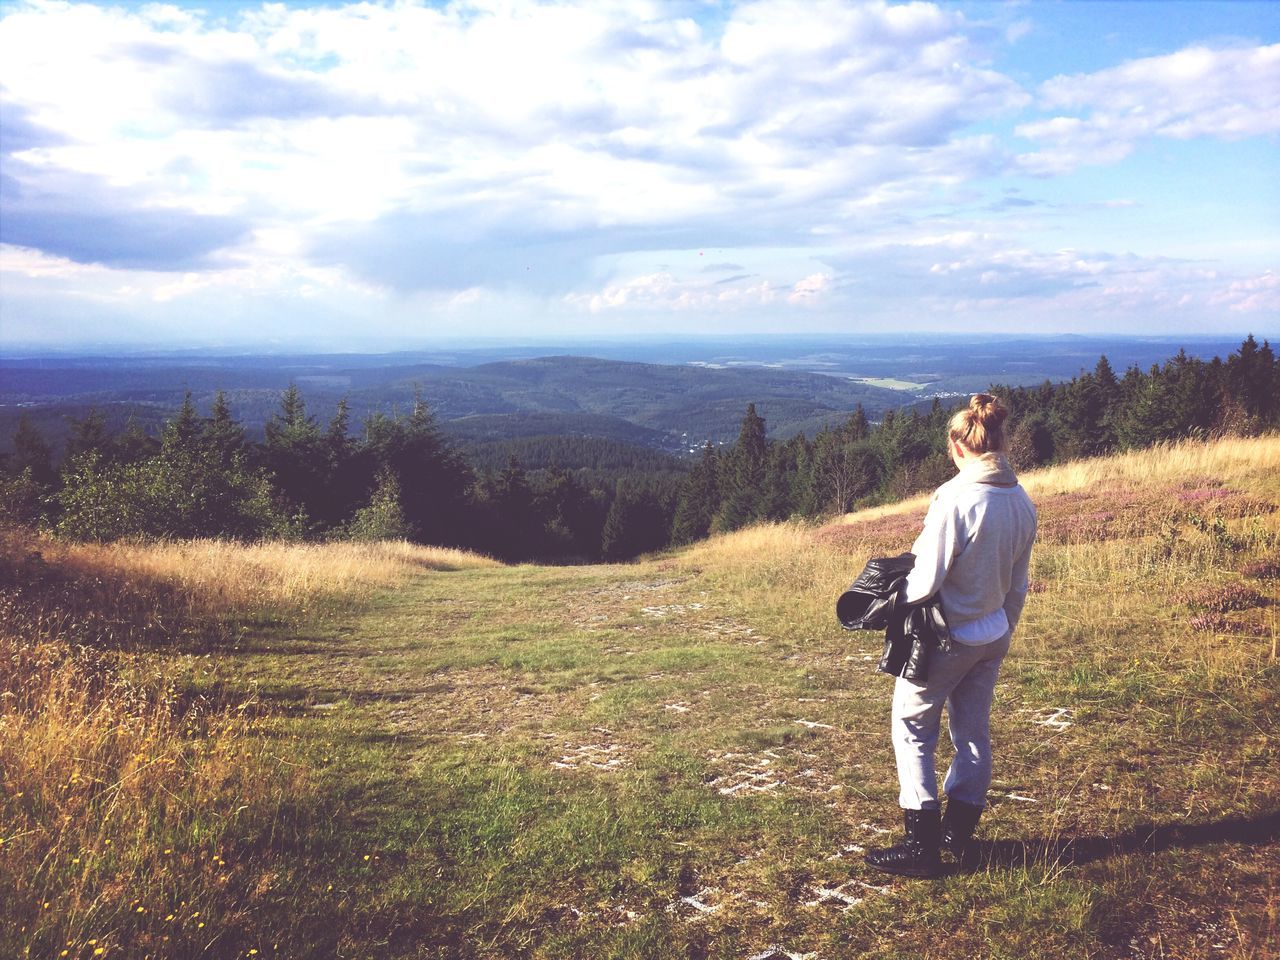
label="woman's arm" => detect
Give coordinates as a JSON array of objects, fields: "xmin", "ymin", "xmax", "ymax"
[
  {"xmin": 1002, "ymin": 539, "xmax": 1033, "ymax": 634},
  {"xmin": 903, "ymin": 497, "xmax": 962, "ymax": 604}
]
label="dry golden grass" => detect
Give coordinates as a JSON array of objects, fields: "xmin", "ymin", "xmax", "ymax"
[
  {"xmin": 1019, "ymin": 433, "xmax": 1280, "ymax": 499},
  {"xmin": 828, "ymin": 491, "xmax": 932, "ymax": 524},
  {"xmin": 1, "ymin": 637, "xmax": 294, "ymax": 956},
  {"xmin": 676, "ymin": 434, "xmax": 1279, "ymax": 678},
  {"xmin": 673, "ymin": 521, "xmax": 861, "ymax": 640},
  {"xmin": 65, "ymin": 537, "xmax": 499, "ymax": 615},
  {"xmin": 826, "ymin": 434, "xmax": 1280, "ymax": 531},
  {"xmin": 0, "ymin": 530, "xmax": 497, "ymax": 957}
]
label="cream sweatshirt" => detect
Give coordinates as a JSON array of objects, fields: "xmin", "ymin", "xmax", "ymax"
[{"xmin": 903, "ymin": 452, "xmax": 1037, "ymax": 637}]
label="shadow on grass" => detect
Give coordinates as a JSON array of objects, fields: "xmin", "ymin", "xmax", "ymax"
[
  {"xmin": 975, "ymin": 810, "xmax": 1280, "ymax": 871},
  {"xmin": 175, "ymin": 680, "xmax": 452, "ymax": 714}
]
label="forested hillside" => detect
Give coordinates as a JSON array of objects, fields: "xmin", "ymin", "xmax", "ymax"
[
  {"xmin": 0, "ymin": 354, "xmax": 907, "ymax": 453},
  {"xmin": 1, "ymin": 336, "xmax": 1276, "ymax": 563}
]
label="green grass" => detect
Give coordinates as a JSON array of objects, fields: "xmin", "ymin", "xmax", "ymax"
[
  {"xmin": 845, "ymin": 376, "xmax": 930, "ymax": 391},
  {"xmin": 8, "ymin": 441, "xmax": 1279, "ymax": 959},
  {"xmin": 193, "ymin": 531, "xmax": 1275, "ymax": 956}
]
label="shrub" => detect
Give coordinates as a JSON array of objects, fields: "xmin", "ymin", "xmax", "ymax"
[
  {"xmin": 55, "ymin": 450, "xmax": 289, "ymax": 542},
  {"xmin": 1175, "ymin": 583, "xmax": 1267, "ymax": 613},
  {"xmin": 343, "ymin": 471, "xmax": 410, "ymax": 542}
]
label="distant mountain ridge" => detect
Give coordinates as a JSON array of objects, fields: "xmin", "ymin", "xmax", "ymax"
[{"xmin": 0, "ymin": 354, "xmax": 905, "ymax": 454}]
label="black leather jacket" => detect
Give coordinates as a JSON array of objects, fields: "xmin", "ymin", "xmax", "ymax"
[{"xmin": 836, "ymin": 553, "xmax": 951, "ymax": 683}]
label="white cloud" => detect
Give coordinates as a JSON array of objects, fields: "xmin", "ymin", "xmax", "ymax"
[
  {"xmin": 1016, "ymin": 43, "xmax": 1280, "ymax": 174},
  {"xmin": 0, "ymin": 0, "xmax": 1274, "ymax": 343},
  {"xmin": 1210, "ymin": 271, "xmax": 1280, "ymax": 314},
  {"xmin": 787, "ymin": 272, "xmax": 832, "ymax": 304},
  {"xmin": 0, "ymin": 0, "xmax": 1027, "ymax": 285},
  {"xmin": 565, "ymin": 269, "xmax": 803, "ymax": 313}
]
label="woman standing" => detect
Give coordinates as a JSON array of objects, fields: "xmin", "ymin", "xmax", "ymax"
[{"xmin": 866, "ymin": 394, "xmax": 1037, "ymax": 877}]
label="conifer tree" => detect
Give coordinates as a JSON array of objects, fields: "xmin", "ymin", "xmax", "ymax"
[
  {"xmin": 1225, "ymin": 334, "xmax": 1278, "ymax": 428},
  {"xmin": 1, "ymin": 416, "xmax": 54, "ymax": 525},
  {"xmin": 205, "ymin": 391, "xmax": 246, "ymax": 467},
  {"xmin": 601, "ymin": 480, "xmax": 669, "ymax": 561},
  {"xmin": 163, "ymin": 392, "xmax": 203, "ymax": 458},
  {"xmin": 116, "ymin": 417, "xmax": 158, "ymax": 465},
  {"xmin": 493, "ymin": 456, "xmax": 540, "ymax": 558},
  {"xmin": 311, "ymin": 397, "xmax": 362, "ymax": 528},
  {"xmin": 714, "ymin": 403, "xmax": 767, "ymax": 532},
  {"xmin": 9, "ymin": 416, "xmax": 55, "ymax": 486},
  {"xmin": 671, "ymin": 441, "xmax": 720, "ymax": 544},
  {"xmin": 535, "ymin": 465, "xmax": 599, "ymax": 559},
  {"xmin": 786, "ymin": 433, "xmax": 817, "ymax": 517},
  {"xmin": 263, "ymin": 384, "xmax": 324, "ymax": 528},
  {"xmin": 65, "ymin": 409, "xmax": 114, "ymax": 463},
  {"xmin": 1114, "ymin": 364, "xmax": 1178, "ymax": 448},
  {"xmin": 1092, "ymin": 355, "xmax": 1120, "ymax": 449},
  {"xmin": 362, "ymin": 395, "xmax": 475, "ymax": 546},
  {"xmin": 847, "ymin": 403, "xmax": 869, "ymax": 441}
]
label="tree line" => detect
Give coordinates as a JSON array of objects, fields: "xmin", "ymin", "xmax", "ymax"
[
  {"xmin": 665, "ymin": 334, "xmax": 1278, "ymax": 545},
  {"xmin": 2, "ymin": 336, "xmax": 1275, "ymax": 561}
]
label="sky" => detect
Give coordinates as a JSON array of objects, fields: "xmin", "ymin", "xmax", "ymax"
[{"xmin": 0, "ymin": 0, "xmax": 1277, "ymax": 350}]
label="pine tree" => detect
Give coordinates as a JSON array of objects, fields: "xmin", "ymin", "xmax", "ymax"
[
  {"xmin": 1055, "ymin": 371, "xmax": 1110, "ymax": 458},
  {"xmin": 494, "ymin": 456, "xmax": 540, "ymax": 559},
  {"xmin": 10, "ymin": 416, "xmax": 55, "ymax": 486},
  {"xmin": 162, "ymin": 392, "xmax": 203, "ymax": 458},
  {"xmin": 1, "ymin": 416, "xmax": 54, "ymax": 525},
  {"xmin": 535, "ymin": 465, "xmax": 599, "ymax": 559},
  {"xmin": 601, "ymin": 480, "xmax": 669, "ymax": 561},
  {"xmin": 713, "ymin": 403, "xmax": 767, "ymax": 532},
  {"xmin": 312, "ymin": 397, "xmax": 362, "ymax": 528},
  {"xmin": 671, "ymin": 442, "xmax": 720, "ymax": 544},
  {"xmin": 263, "ymin": 384, "xmax": 323, "ymax": 529},
  {"xmin": 116, "ymin": 417, "xmax": 158, "ymax": 464},
  {"xmin": 1093, "ymin": 355, "xmax": 1120, "ymax": 449},
  {"xmin": 403, "ymin": 396, "xmax": 475, "ymax": 545},
  {"xmin": 205, "ymin": 391, "xmax": 246, "ymax": 467},
  {"xmin": 786, "ymin": 433, "xmax": 817, "ymax": 517},
  {"xmin": 1225, "ymin": 334, "xmax": 1278, "ymax": 429},
  {"xmin": 65, "ymin": 408, "xmax": 114, "ymax": 462},
  {"xmin": 847, "ymin": 404, "xmax": 869, "ymax": 441}
]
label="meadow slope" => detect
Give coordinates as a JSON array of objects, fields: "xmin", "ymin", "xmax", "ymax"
[{"xmin": 3, "ymin": 436, "xmax": 1278, "ymax": 959}]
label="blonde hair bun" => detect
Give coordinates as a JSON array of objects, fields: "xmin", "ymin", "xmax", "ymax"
[
  {"xmin": 969, "ymin": 393, "xmax": 1009, "ymax": 428},
  {"xmin": 949, "ymin": 393, "xmax": 1009, "ymax": 454}
]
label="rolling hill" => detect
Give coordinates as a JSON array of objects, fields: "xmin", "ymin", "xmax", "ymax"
[{"xmin": 0, "ymin": 354, "xmax": 904, "ymax": 459}]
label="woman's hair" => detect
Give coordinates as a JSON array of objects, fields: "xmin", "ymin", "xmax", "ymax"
[{"xmin": 948, "ymin": 393, "xmax": 1009, "ymax": 454}]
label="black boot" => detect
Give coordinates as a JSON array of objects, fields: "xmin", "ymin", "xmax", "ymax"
[
  {"xmin": 865, "ymin": 808, "xmax": 943, "ymax": 878},
  {"xmin": 941, "ymin": 798, "xmax": 984, "ymax": 867}
]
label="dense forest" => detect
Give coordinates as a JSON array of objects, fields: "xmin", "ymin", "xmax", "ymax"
[{"xmin": 1, "ymin": 336, "xmax": 1275, "ymax": 562}]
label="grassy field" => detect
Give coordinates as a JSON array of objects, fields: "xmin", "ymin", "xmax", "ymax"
[{"xmin": 3, "ymin": 436, "xmax": 1278, "ymax": 959}]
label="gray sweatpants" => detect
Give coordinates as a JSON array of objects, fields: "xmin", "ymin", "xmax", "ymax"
[{"xmin": 890, "ymin": 630, "xmax": 1011, "ymax": 810}]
